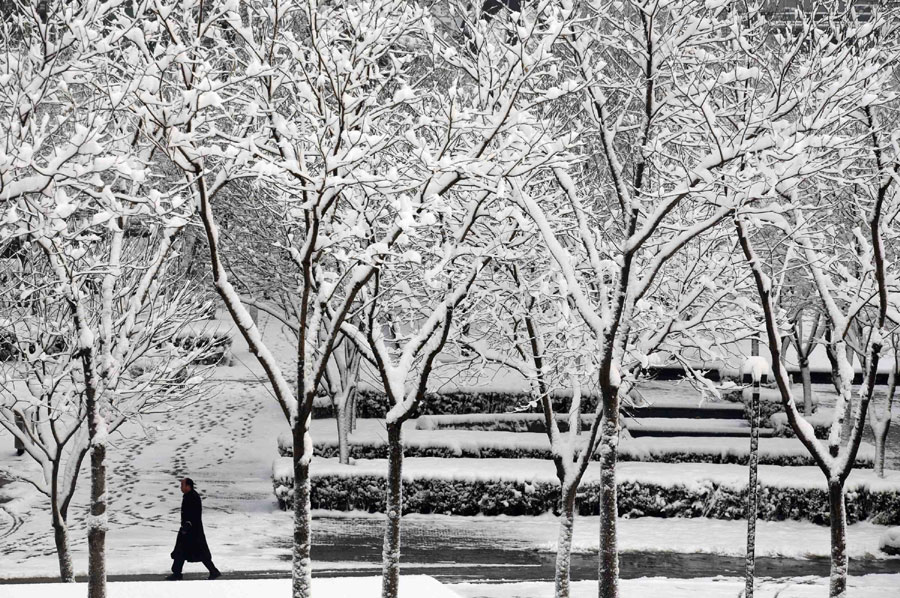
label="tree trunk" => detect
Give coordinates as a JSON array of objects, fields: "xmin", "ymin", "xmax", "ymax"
[
  {"xmin": 87, "ymin": 445, "xmax": 107, "ymax": 597},
  {"xmin": 292, "ymin": 424, "xmax": 313, "ymax": 598},
  {"xmin": 554, "ymin": 485, "xmax": 577, "ymax": 598},
  {"xmin": 874, "ymin": 436, "xmax": 885, "ymax": 478},
  {"xmin": 51, "ymin": 508, "xmax": 74, "ymax": 583},
  {"xmin": 335, "ymin": 402, "xmax": 351, "ymax": 465},
  {"xmin": 841, "ymin": 393, "xmax": 854, "ymax": 447},
  {"xmin": 800, "ymin": 358, "xmax": 813, "ymax": 415},
  {"xmin": 871, "ymin": 359, "xmax": 895, "ymax": 478},
  {"xmin": 569, "ymin": 406, "xmax": 582, "ymax": 436},
  {"xmin": 825, "ymin": 332, "xmax": 843, "ymax": 397},
  {"xmin": 349, "ymin": 390, "xmax": 358, "ymax": 432},
  {"xmin": 828, "ymin": 481, "xmax": 848, "ymax": 598},
  {"xmin": 597, "ymin": 411, "xmax": 619, "ymax": 598},
  {"xmin": 744, "ymin": 381, "xmax": 761, "ymax": 598},
  {"xmin": 179, "ymin": 222, "xmax": 199, "ymax": 277},
  {"xmin": 570, "ymin": 374, "xmax": 583, "ymax": 437},
  {"xmin": 872, "ymin": 416, "xmax": 889, "ymax": 478},
  {"xmin": 87, "ymin": 404, "xmax": 107, "ymax": 598},
  {"xmin": 382, "ymin": 421, "xmax": 404, "ymax": 598}
]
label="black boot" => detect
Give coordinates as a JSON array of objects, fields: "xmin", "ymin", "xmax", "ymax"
[
  {"xmin": 208, "ymin": 569, "xmax": 221, "ymax": 580},
  {"xmin": 165, "ymin": 573, "xmax": 183, "ymax": 581}
]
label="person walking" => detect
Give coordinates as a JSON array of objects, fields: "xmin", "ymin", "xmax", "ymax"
[
  {"xmin": 166, "ymin": 477, "xmax": 221, "ymax": 580},
  {"xmin": 13, "ymin": 412, "xmax": 27, "ymax": 456}
]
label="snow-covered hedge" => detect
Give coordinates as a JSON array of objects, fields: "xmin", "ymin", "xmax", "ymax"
[
  {"xmin": 769, "ymin": 411, "xmax": 832, "ymax": 439},
  {"xmin": 272, "ymin": 462, "xmax": 898, "ymax": 523},
  {"xmin": 720, "ymin": 388, "xmax": 805, "ymax": 424},
  {"xmin": 312, "ymin": 389, "xmax": 601, "ymax": 419},
  {"xmin": 282, "ymin": 440, "xmax": 871, "ymax": 468},
  {"xmin": 0, "ymin": 330, "xmax": 17, "ymax": 361},
  {"xmin": 0, "ymin": 330, "xmax": 67, "ymax": 361},
  {"xmin": 172, "ymin": 331, "xmax": 233, "ymax": 365},
  {"xmin": 880, "ymin": 527, "xmax": 900, "ymax": 556}
]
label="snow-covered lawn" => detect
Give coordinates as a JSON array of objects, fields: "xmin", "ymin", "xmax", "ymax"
[
  {"xmin": 1, "ymin": 576, "xmax": 458, "ymax": 598},
  {"xmin": 448, "ymin": 575, "xmax": 900, "ymax": 598},
  {"xmin": 1, "ymin": 315, "xmax": 898, "ymax": 584}
]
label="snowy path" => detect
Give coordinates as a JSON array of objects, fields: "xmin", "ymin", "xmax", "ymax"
[{"xmin": 0, "ymin": 374, "xmax": 292, "ymax": 576}]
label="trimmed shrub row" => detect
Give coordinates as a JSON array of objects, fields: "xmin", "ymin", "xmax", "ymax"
[
  {"xmin": 310, "ymin": 384, "xmax": 836, "ymax": 424},
  {"xmin": 312, "ymin": 389, "xmax": 601, "ymax": 419},
  {"xmin": 272, "ymin": 473, "xmax": 900, "ymax": 525},
  {"xmin": 277, "ymin": 440, "xmax": 872, "ymax": 468},
  {"xmin": 0, "ymin": 330, "xmax": 67, "ymax": 361},
  {"xmin": 312, "ymin": 386, "xmax": 790, "ymax": 424},
  {"xmin": 770, "ymin": 416, "xmax": 830, "ymax": 439},
  {"xmin": 0, "ymin": 329, "xmax": 232, "ymax": 365},
  {"xmin": 720, "ymin": 387, "xmax": 790, "ymax": 424}
]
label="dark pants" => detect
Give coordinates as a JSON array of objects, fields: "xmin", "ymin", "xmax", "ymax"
[
  {"xmin": 14, "ymin": 413, "xmax": 26, "ymax": 454},
  {"xmin": 172, "ymin": 558, "xmax": 217, "ymax": 575}
]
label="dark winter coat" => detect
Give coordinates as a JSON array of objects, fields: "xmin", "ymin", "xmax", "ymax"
[{"xmin": 170, "ymin": 488, "xmax": 212, "ymax": 562}]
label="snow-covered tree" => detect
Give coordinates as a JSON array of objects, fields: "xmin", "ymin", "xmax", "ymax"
[
  {"xmin": 328, "ymin": 3, "xmax": 582, "ymax": 595},
  {"xmin": 0, "ymin": 3, "xmax": 214, "ymax": 595},
  {"xmin": 200, "ymin": 183, "xmax": 366, "ymax": 466},
  {"xmin": 461, "ymin": 247, "xmax": 602, "ymax": 598},
  {"xmin": 0, "ymin": 228, "xmax": 216, "ymax": 584},
  {"xmin": 344, "ymin": 259, "xmax": 491, "ymax": 598},
  {"xmin": 731, "ymin": 7, "xmax": 900, "ymax": 596},
  {"xmin": 505, "ymin": 2, "xmax": 806, "ymax": 595},
  {"xmin": 121, "ymin": 1, "xmax": 510, "ymax": 595}
]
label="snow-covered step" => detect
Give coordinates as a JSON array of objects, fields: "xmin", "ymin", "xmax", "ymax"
[
  {"xmin": 623, "ymin": 417, "xmax": 774, "ymax": 438},
  {"xmin": 415, "ymin": 413, "xmax": 585, "ymax": 433},
  {"xmin": 299, "ymin": 419, "xmax": 873, "ymax": 467},
  {"xmin": 618, "ymin": 436, "xmax": 872, "ymax": 467},
  {"xmin": 415, "ymin": 412, "xmax": 759, "ymax": 434}
]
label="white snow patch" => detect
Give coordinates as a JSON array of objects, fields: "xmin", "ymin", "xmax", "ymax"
[
  {"xmin": 0, "ymin": 576, "xmax": 459, "ymax": 597},
  {"xmin": 880, "ymin": 527, "xmax": 900, "ymax": 554},
  {"xmin": 742, "ymin": 356, "xmax": 771, "ymax": 383},
  {"xmin": 449, "ymin": 575, "xmax": 900, "ymax": 598}
]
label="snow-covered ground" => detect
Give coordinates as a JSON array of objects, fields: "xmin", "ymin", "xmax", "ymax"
[
  {"xmin": 1, "ymin": 314, "xmax": 898, "ymax": 588},
  {"xmin": 1, "ymin": 509, "xmax": 897, "ymax": 580},
  {"xmin": 2, "ymin": 576, "xmax": 458, "ymax": 598},
  {"xmin": 8, "ymin": 574, "xmax": 900, "ymax": 598},
  {"xmin": 448, "ymin": 575, "xmax": 900, "ymax": 598}
]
